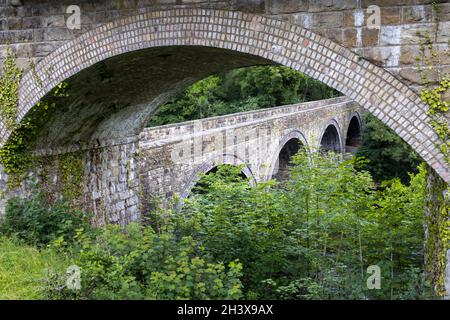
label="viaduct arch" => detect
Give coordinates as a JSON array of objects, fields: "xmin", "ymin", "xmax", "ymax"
[
  {"xmin": 0, "ymin": 2, "xmax": 448, "ymax": 296},
  {"xmin": 0, "ymin": 7, "xmax": 447, "ymax": 182},
  {"xmin": 320, "ymin": 120, "xmax": 343, "ymax": 153}
]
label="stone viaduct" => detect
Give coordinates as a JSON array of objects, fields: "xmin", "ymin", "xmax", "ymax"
[
  {"xmin": 139, "ymin": 97, "xmax": 361, "ymax": 212},
  {"xmin": 0, "ymin": 0, "xmax": 449, "ymax": 294}
]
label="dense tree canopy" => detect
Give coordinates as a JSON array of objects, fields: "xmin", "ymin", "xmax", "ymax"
[
  {"xmin": 355, "ymin": 113, "xmax": 422, "ymax": 183},
  {"xmin": 147, "ymin": 66, "xmax": 340, "ymax": 127}
]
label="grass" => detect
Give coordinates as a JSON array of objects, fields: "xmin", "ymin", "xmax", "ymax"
[{"xmin": 0, "ymin": 237, "xmax": 71, "ymax": 300}]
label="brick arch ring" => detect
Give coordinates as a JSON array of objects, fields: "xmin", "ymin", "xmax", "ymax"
[
  {"xmin": 266, "ymin": 129, "xmax": 308, "ymax": 181},
  {"xmin": 6, "ymin": 8, "xmax": 448, "ymax": 183},
  {"xmin": 180, "ymin": 154, "xmax": 256, "ymax": 199},
  {"xmin": 318, "ymin": 119, "xmax": 343, "ymax": 153}
]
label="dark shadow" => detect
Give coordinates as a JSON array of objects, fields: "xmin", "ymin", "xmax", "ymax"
[
  {"xmin": 345, "ymin": 116, "xmax": 362, "ymax": 154},
  {"xmin": 320, "ymin": 125, "xmax": 341, "ymax": 154},
  {"xmin": 273, "ymin": 138, "xmax": 303, "ymax": 181}
]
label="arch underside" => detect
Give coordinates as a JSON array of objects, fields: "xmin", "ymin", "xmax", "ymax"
[
  {"xmin": 345, "ymin": 115, "xmax": 362, "ymax": 153},
  {"xmin": 320, "ymin": 123, "xmax": 342, "ymax": 153},
  {"xmin": 273, "ymin": 138, "xmax": 303, "ymax": 181},
  {"xmin": 7, "ymin": 8, "xmax": 448, "ymax": 182}
]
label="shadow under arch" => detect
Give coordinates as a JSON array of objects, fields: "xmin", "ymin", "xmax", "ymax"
[
  {"xmin": 345, "ymin": 112, "xmax": 363, "ymax": 154},
  {"xmin": 180, "ymin": 154, "xmax": 256, "ymax": 199},
  {"xmin": 8, "ymin": 8, "xmax": 448, "ymax": 182},
  {"xmin": 319, "ymin": 120, "xmax": 342, "ymax": 154},
  {"xmin": 267, "ymin": 130, "xmax": 308, "ymax": 181}
]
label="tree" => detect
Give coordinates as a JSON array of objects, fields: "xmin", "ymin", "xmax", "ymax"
[
  {"xmin": 355, "ymin": 113, "xmax": 422, "ymax": 183},
  {"xmin": 147, "ymin": 66, "xmax": 340, "ymax": 127}
]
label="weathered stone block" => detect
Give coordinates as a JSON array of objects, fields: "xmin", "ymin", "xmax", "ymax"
[
  {"xmin": 268, "ymin": 0, "xmax": 308, "ymax": 14},
  {"xmin": 309, "ymin": 0, "xmax": 357, "ymax": 12},
  {"xmin": 402, "ymin": 5, "xmax": 432, "ymax": 23},
  {"xmin": 361, "ymin": 27, "xmax": 379, "ymax": 47},
  {"xmin": 306, "ymin": 11, "xmax": 344, "ymax": 28},
  {"xmin": 232, "ymin": 0, "xmax": 265, "ymax": 13},
  {"xmin": 380, "ymin": 24, "xmax": 435, "ymax": 45},
  {"xmin": 437, "ymin": 21, "xmax": 450, "ymax": 42},
  {"xmin": 380, "ymin": 7, "xmax": 401, "ymax": 25}
]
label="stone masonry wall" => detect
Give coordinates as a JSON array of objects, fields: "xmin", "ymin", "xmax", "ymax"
[
  {"xmin": 0, "ymin": 140, "xmax": 141, "ymax": 227},
  {"xmin": 1, "ymin": 0, "xmax": 448, "ymax": 90}
]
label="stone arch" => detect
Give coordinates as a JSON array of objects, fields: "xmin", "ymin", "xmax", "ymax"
[
  {"xmin": 267, "ymin": 130, "xmax": 308, "ymax": 181},
  {"xmin": 319, "ymin": 120, "xmax": 342, "ymax": 154},
  {"xmin": 180, "ymin": 154, "xmax": 255, "ymax": 198},
  {"xmin": 345, "ymin": 112, "xmax": 363, "ymax": 154},
  {"xmin": 6, "ymin": 8, "xmax": 448, "ymax": 182}
]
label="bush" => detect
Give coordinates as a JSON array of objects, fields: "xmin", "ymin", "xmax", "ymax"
[
  {"xmin": 46, "ymin": 223, "xmax": 243, "ymax": 300},
  {"xmin": 0, "ymin": 189, "xmax": 92, "ymax": 247},
  {"xmin": 174, "ymin": 152, "xmax": 433, "ymax": 299}
]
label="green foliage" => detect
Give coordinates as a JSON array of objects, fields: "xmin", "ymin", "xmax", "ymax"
[
  {"xmin": 148, "ymin": 66, "xmax": 340, "ymax": 126},
  {"xmin": 0, "ymin": 237, "xmax": 71, "ymax": 300},
  {"xmin": 356, "ymin": 113, "xmax": 422, "ymax": 183},
  {"xmin": 0, "ymin": 47, "xmax": 22, "ymax": 130},
  {"xmin": 420, "ymin": 77, "xmax": 450, "ymax": 164},
  {"xmin": 0, "ymin": 80, "xmax": 69, "ymax": 188},
  {"xmin": 168, "ymin": 152, "xmax": 432, "ymax": 299},
  {"xmin": 0, "ymin": 188, "xmax": 92, "ymax": 247},
  {"xmin": 0, "ymin": 153, "xmax": 434, "ymax": 300},
  {"xmin": 416, "ymin": 5, "xmax": 450, "ymax": 166},
  {"xmin": 58, "ymin": 152, "xmax": 84, "ymax": 201},
  {"xmin": 0, "ymin": 47, "xmax": 70, "ymax": 187},
  {"xmin": 46, "ymin": 223, "xmax": 243, "ymax": 300}
]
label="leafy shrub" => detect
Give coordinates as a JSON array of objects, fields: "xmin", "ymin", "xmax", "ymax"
[
  {"xmin": 46, "ymin": 223, "xmax": 243, "ymax": 300},
  {"xmin": 0, "ymin": 189, "xmax": 92, "ymax": 247},
  {"xmin": 173, "ymin": 151, "xmax": 433, "ymax": 300}
]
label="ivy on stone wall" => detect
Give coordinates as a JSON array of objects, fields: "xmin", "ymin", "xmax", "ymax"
[
  {"xmin": 59, "ymin": 152, "xmax": 84, "ymax": 202},
  {"xmin": 417, "ymin": 2, "xmax": 450, "ymax": 298},
  {"xmin": 0, "ymin": 47, "xmax": 70, "ymax": 189},
  {"xmin": 38, "ymin": 151, "xmax": 84, "ymax": 208},
  {"xmin": 0, "ymin": 47, "xmax": 22, "ymax": 130},
  {"xmin": 416, "ymin": 2, "xmax": 450, "ymax": 167},
  {"xmin": 0, "ymin": 81, "xmax": 68, "ymax": 188},
  {"xmin": 425, "ymin": 169, "xmax": 450, "ymax": 296}
]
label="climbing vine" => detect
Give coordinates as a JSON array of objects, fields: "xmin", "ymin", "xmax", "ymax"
[
  {"xmin": 59, "ymin": 152, "xmax": 84, "ymax": 201},
  {"xmin": 0, "ymin": 46, "xmax": 69, "ymax": 188},
  {"xmin": 425, "ymin": 169, "xmax": 450, "ymax": 296},
  {"xmin": 416, "ymin": 2, "xmax": 450, "ymax": 298},
  {"xmin": 416, "ymin": 2, "xmax": 450, "ymax": 166},
  {"xmin": 0, "ymin": 47, "xmax": 23, "ymax": 130},
  {"xmin": 0, "ymin": 81, "xmax": 68, "ymax": 188}
]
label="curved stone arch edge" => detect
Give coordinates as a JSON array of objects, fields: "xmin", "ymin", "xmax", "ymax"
[
  {"xmin": 265, "ymin": 129, "xmax": 309, "ymax": 182},
  {"xmin": 5, "ymin": 8, "xmax": 447, "ymax": 183},
  {"xmin": 344, "ymin": 111, "xmax": 364, "ymax": 138},
  {"xmin": 318, "ymin": 119, "xmax": 343, "ymax": 153},
  {"xmin": 179, "ymin": 154, "xmax": 256, "ymax": 199}
]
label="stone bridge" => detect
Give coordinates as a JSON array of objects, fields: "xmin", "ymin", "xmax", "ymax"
[
  {"xmin": 0, "ymin": 0, "xmax": 448, "ymax": 183},
  {"xmin": 1, "ymin": 96, "xmax": 358, "ymax": 225},
  {"xmin": 0, "ymin": 0, "xmax": 449, "ymax": 296},
  {"xmin": 139, "ymin": 97, "xmax": 361, "ymax": 211}
]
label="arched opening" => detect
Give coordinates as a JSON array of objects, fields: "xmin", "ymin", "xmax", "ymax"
[
  {"xmin": 320, "ymin": 125, "xmax": 341, "ymax": 154},
  {"xmin": 9, "ymin": 8, "xmax": 447, "ymax": 182},
  {"xmin": 190, "ymin": 165, "xmax": 249, "ymax": 196},
  {"xmin": 345, "ymin": 116, "xmax": 362, "ymax": 154},
  {"xmin": 273, "ymin": 138, "xmax": 303, "ymax": 181}
]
